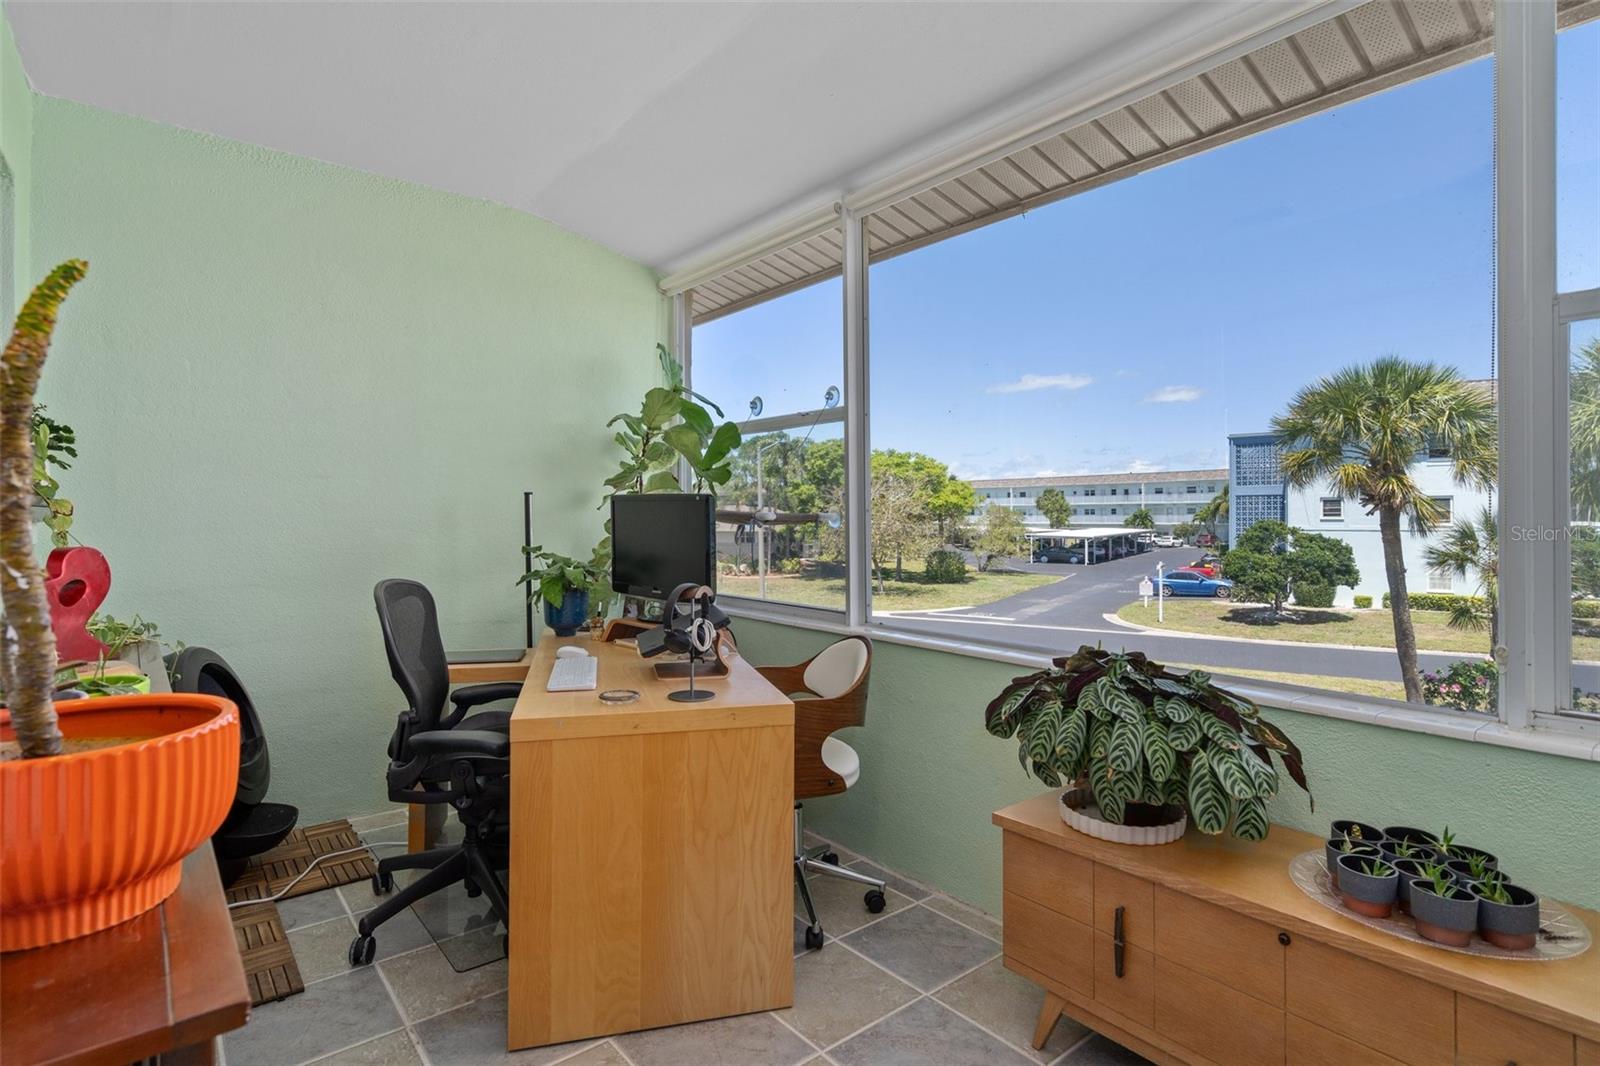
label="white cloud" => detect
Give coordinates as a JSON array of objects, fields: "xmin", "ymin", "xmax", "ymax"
[
  {"xmin": 1143, "ymin": 385, "xmax": 1203, "ymax": 404},
  {"xmin": 1126, "ymin": 459, "xmax": 1161, "ymax": 473},
  {"xmin": 986, "ymin": 373, "xmax": 1094, "ymax": 395}
]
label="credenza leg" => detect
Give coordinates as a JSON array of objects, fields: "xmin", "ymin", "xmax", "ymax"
[{"xmin": 1032, "ymin": 991, "xmax": 1066, "ymax": 1050}]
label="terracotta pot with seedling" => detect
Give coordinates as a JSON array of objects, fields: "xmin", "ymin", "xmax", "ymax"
[
  {"xmin": 1330, "ymin": 819, "xmax": 1384, "ymax": 846},
  {"xmin": 1335, "ymin": 854, "xmax": 1400, "ymax": 918},
  {"xmin": 1472, "ymin": 871, "xmax": 1540, "ymax": 951},
  {"xmin": 1408, "ymin": 862, "xmax": 1479, "ymax": 947},
  {"xmin": 1324, "ymin": 833, "xmax": 1383, "ymax": 892},
  {"xmin": 1392, "ymin": 858, "xmax": 1434, "ymax": 915},
  {"xmin": 1380, "ymin": 837, "xmax": 1441, "ymax": 867},
  {"xmin": 1446, "ymin": 851, "xmax": 1496, "ymax": 887},
  {"xmin": 1383, "ymin": 825, "xmax": 1437, "ymax": 848}
]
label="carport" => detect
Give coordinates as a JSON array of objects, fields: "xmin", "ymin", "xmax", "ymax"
[{"xmin": 1026, "ymin": 527, "xmax": 1145, "ymax": 565}]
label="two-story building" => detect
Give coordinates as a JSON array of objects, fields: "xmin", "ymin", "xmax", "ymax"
[
  {"xmin": 1228, "ymin": 431, "xmax": 1493, "ymax": 606},
  {"xmin": 967, "ymin": 469, "xmax": 1228, "ymax": 531}
]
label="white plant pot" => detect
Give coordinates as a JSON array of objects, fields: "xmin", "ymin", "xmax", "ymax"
[{"xmin": 1059, "ymin": 785, "xmax": 1186, "ymax": 846}]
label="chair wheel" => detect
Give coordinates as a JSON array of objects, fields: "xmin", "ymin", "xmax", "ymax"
[
  {"xmin": 465, "ymin": 878, "xmax": 482, "ymax": 899},
  {"xmin": 820, "ymin": 851, "xmax": 840, "ymax": 865},
  {"xmin": 804, "ymin": 925, "xmax": 824, "ymax": 950},
  {"xmin": 372, "ymin": 870, "xmax": 393, "ymax": 895},
  {"xmin": 864, "ymin": 890, "xmax": 887, "ymax": 914},
  {"xmin": 348, "ymin": 935, "xmax": 377, "ymax": 967}
]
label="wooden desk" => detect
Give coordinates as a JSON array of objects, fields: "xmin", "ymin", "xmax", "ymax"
[
  {"xmin": 1, "ymin": 843, "xmax": 251, "ymax": 1066},
  {"xmin": 507, "ymin": 636, "xmax": 794, "ymax": 1050},
  {"xmin": 994, "ymin": 792, "xmax": 1600, "ymax": 1066}
]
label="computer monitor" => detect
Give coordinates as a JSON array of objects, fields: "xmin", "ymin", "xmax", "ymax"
[{"xmin": 610, "ymin": 493, "xmax": 716, "ymax": 600}]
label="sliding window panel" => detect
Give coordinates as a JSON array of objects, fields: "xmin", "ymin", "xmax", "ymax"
[
  {"xmin": 1558, "ymin": 12, "xmax": 1599, "ymax": 294},
  {"xmin": 691, "ymin": 266, "xmax": 847, "ymax": 613},
  {"xmin": 864, "ymin": 1, "xmax": 1502, "ymax": 716},
  {"xmin": 1565, "ymin": 312, "xmax": 1600, "ymax": 719}
]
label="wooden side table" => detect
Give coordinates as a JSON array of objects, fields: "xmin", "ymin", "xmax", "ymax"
[{"xmin": 2, "ymin": 843, "xmax": 250, "ymax": 1065}]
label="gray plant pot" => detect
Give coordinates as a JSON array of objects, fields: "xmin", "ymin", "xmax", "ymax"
[
  {"xmin": 1409, "ymin": 881, "xmax": 1478, "ymax": 947},
  {"xmin": 1324, "ymin": 839, "xmax": 1383, "ymax": 891},
  {"xmin": 1472, "ymin": 882, "xmax": 1540, "ymax": 951},
  {"xmin": 1380, "ymin": 839, "xmax": 1442, "ymax": 867},
  {"xmin": 1446, "ymin": 858, "xmax": 1493, "ymax": 886},
  {"xmin": 1383, "ymin": 825, "xmax": 1436, "ymax": 848},
  {"xmin": 1331, "ymin": 819, "xmax": 1386, "ymax": 846},
  {"xmin": 1446, "ymin": 843, "xmax": 1498, "ymax": 871},
  {"xmin": 1336, "ymin": 853, "xmax": 1399, "ymax": 918},
  {"xmin": 1391, "ymin": 858, "xmax": 1443, "ymax": 916}
]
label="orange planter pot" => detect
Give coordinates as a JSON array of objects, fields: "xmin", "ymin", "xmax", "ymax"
[{"xmin": 0, "ymin": 694, "xmax": 239, "ymax": 952}]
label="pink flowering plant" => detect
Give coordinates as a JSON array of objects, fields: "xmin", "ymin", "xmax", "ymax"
[{"xmin": 1420, "ymin": 660, "xmax": 1498, "ymax": 714}]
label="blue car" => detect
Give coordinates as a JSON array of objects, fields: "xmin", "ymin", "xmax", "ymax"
[{"xmin": 1159, "ymin": 570, "xmax": 1233, "ymax": 598}]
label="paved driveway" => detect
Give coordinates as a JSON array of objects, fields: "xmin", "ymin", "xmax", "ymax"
[{"xmin": 886, "ymin": 548, "xmax": 1567, "ymax": 689}]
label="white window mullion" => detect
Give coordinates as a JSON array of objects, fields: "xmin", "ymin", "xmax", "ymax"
[
  {"xmin": 1494, "ymin": 0, "xmax": 1558, "ymax": 728},
  {"xmin": 672, "ymin": 290, "xmax": 694, "ymax": 491},
  {"xmin": 842, "ymin": 205, "xmax": 872, "ymax": 628}
]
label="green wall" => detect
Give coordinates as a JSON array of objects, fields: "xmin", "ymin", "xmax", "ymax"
[
  {"xmin": 24, "ymin": 94, "xmax": 667, "ymax": 821},
  {"xmin": 1, "ymin": 8, "xmax": 31, "ymax": 320},
  {"xmin": 737, "ymin": 618, "xmax": 1600, "ymax": 913}
]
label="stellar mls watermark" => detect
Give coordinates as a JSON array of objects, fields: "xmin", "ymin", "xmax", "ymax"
[{"xmin": 1507, "ymin": 525, "xmax": 1584, "ymax": 541}]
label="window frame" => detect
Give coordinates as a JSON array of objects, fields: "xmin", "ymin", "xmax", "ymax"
[
  {"xmin": 671, "ymin": 0, "xmax": 1600, "ymax": 751},
  {"xmin": 1321, "ymin": 497, "xmax": 1344, "ymax": 520}
]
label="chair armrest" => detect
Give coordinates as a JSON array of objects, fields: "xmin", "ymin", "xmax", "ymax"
[
  {"xmin": 451, "ymin": 682, "xmax": 522, "ymax": 710},
  {"xmin": 407, "ymin": 729, "xmax": 510, "ymax": 760}
]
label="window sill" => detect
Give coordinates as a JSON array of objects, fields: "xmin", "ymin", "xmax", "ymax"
[{"xmin": 722, "ymin": 598, "xmax": 1600, "ymax": 763}]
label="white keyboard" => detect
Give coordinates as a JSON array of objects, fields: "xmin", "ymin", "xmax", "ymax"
[{"xmin": 546, "ymin": 656, "xmax": 598, "ymax": 692}]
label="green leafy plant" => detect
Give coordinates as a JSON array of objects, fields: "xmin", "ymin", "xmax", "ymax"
[
  {"xmin": 1415, "ymin": 861, "xmax": 1457, "ymax": 898},
  {"xmin": 1339, "ymin": 832, "xmax": 1366, "ymax": 853},
  {"xmin": 984, "ymin": 645, "xmax": 1311, "ymax": 841},
  {"xmin": 30, "ymin": 407, "xmax": 76, "ymax": 547},
  {"xmin": 1476, "ymin": 870, "xmax": 1513, "ymax": 904},
  {"xmin": 1361, "ymin": 859, "xmax": 1394, "ymax": 878},
  {"xmin": 1431, "ymin": 826, "xmax": 1457, "ymax": 856},
  {"xmin": 1353, "ymin": 594, "xmax": 1373, "ymax": 609},
  {"xmin": 604, "ymin": 344, "xmax": 741, "ymax": 499},
  {"xmin": 518, "ymin": 545, "xmax": 608, "ymax": 609},
  {"xmin": 1460, "ymin": 852, "xmax": 1492, "ymax": 881},
  {"xmin": 1390, "ymin": 839, "xmax": 1420, "ymax": 860}
]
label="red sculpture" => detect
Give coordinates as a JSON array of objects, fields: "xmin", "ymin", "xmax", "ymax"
[{"xmin": 44, "ymin": 546, "xmax": 111, "ymax": 663}]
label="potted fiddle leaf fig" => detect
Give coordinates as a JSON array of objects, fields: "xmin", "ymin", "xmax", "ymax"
[
  {"xmin": 1, "ymin": 261, "xmax": 240, "ymax": 952},
  {"xmin": 519, "ymin": 544, "xmax": 607, "ymax": 637},
  {"xmin": 984, "ymin": 646, "xmax": 1311, "ymax": 842}
]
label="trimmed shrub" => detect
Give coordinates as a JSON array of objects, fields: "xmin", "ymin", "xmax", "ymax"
[
  {"xmin": 1353, "ymin": 595, "xmax": 1373, "ymax": 609},
  {"xmin": 1572, "ymin": 599, "xmax": 1600, "ymax": 619},
  {"xmin": 1293, "ymin": 582, "xmax": 1335, "ymax": 608},
  {"xmin": 1421, "ymin": 660, "xmax": 1498, "ymax": 715},
  {"xmin": 924, "ymin": 549, "xmax": 968, "ymax": 584},
  {"xmin": 1380, "ymin": 592, "xmax": 1484, "ymax": 613}
]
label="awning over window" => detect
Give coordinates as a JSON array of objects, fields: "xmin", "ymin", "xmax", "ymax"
[{"xmin": 687, "ymin": 0, "xmax": 1597, "ymax": 326}]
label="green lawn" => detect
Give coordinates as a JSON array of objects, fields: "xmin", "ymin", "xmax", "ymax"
[
  {"xmin": 719, "ymin": 560, "xmax": 1061, "ymax": 613},
  {"xmin": 1171, "ymin": 663, "xmax": 1407, "ymax": 703},
  {"xmin": 1119, "ymin": 599, "xmax": 1600, "ymax": 661}
]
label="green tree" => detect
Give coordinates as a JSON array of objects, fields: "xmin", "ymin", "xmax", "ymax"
[
  {"xmin": 870, "ymin": 473, "xmax": 934, "ymax": 588},
  {"xmin": 1195, "ymin": 485, "xmax": 1229, "ymax": 541},
  {"xmin": 976, "ymin": 504, "xmax": 1028, "ymax": 571},
  {"xmin": 1037, "ymin": 488, "xmax": 1073, "ymax": 528},
  {"xmin": 1123, "ymin": 507, "xmax": 1155, "ymax": 529},
  {"xmin": 926, "ymin": 478, "xmax": 977, "ymax": 540},
  {"xmin": 1571, "ymin": 338, "xmax": 1600, "ymax": 522},
  {"xmin": 1423, "ymin": 507, "xmax": 1498, "ymax": 654},
  {"xmin": 1272, "ymin": 357, "xmax": 1496, "ymax": 702},
  {"xmin": 1172, "ymin": 521, "xmax": 1201, "ymax": 543},
  {"xmin": 1573, "ymin": 528, "xmax": 1600, "ymax": 599},
  {"xmin": 1223, "ymin": 520, "xmax": 1359, "ymax": 618}
]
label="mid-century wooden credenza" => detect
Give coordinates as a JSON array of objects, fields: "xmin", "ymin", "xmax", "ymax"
[{"xmin": 994, "ymin": 793, "xmax": 1600, "ymax": 1066}]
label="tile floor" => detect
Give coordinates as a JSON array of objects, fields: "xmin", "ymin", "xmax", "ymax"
[{"xmin": 222, "ymin": 809, "xmax": 1154, "ymax": 1066}]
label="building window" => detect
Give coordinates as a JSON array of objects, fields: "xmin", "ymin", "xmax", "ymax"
[
  {"xmin": 1153, "ymin": 487, "xmax": 1164, "ymax": 494},
  {"xmin": 1321, "ymin": 498, "xmax": 1343, "ymax": 519},
  {"xmin": 1428, "ymin": 567, "xmax": 1455, "ymax": 593},
  {"xmin": 1431, "ymin": 496, "xmax": 1454, "ymax": 524},
  {"xmin": 1186, "ymin": 486, "xmax": 1198, "ymax": 494}
]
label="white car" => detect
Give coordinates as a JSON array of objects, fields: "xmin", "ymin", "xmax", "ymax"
[{"xmin": 1152, "ymin": 534, "xmax": 1180, "ymax": 548}]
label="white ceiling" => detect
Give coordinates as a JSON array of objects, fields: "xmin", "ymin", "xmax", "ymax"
[{"xmin": 7, "ymin": 1, "xmax": 1270, "ymax": 273}]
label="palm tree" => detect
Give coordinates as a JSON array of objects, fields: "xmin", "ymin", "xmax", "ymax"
[
  {"xmin": 1272, "ymin": 357, "xmax": 1496, "ymax": 703},
  {"xmin": 1122, "ymin": 507, "xmax": 1155, "ymax": 529},
  {"xmin": 1570, "ymin": 338, "xmax": 1600, "ymax": 522},
  {"xmin": 1424, "ymin": 507, "xmax": 1498, "ymax": 655},
  {"xmin": 1195, "ymin": 485, "xmax": 1229, "ymax": 539}
]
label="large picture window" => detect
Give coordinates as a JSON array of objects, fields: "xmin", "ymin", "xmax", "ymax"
[{"xmin": 673, "ymin": 0, "xmax": 1595, "ymax": 738}]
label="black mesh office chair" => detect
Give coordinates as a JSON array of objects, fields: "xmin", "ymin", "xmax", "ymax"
[{"xmin": 349, "ymin": 579, "xmax": 518, "ymax": 966}]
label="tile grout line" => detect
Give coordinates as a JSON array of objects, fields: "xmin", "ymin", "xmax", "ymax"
[
  {"xmin": 405, "ymin": 1023, "xmax": 435, "ymax": 1066},
  {"xmin": 542, "ymin": 1037, "xmax": 606, "ymax": 1065},
  {"xmin": 1050, "ymin": 1030, "xmax": 1098, "ymax": 1065},
  {"xmin": 816, "ymin": 993, "xmax": 931, "ymax": 1057},
  {"xmin": 765, "ymin": 1007, "xmax": 824, "ymax": 1056},
  {"xmin": 294, "ymin": 1023, "xmax": 411, "ymax": 1066},
  {"xmin": 610, "ymin": 1037, "xmax": 640, "ymax": 1066}
]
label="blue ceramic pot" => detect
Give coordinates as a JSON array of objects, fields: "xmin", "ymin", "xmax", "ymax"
[{"xmin": 544, "ymin": 588, "xmax": 590, "ymax": 638}]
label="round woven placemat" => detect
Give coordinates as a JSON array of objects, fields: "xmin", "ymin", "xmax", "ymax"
[{"xmin": 1288, "ymin": 851, "xmax": 1590, "ymax": 961}]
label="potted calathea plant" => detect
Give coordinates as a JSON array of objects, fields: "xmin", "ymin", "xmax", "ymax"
[
  {"xmin": 519, "ymin": 544, "xmax": 608, "ymax": 637},
  {"xmin": 0, "ymin": 262, "xmax": 239, "ymax": 951},
  {"xmin": 985, "ymin": 646, "xmax": 1310, "ymax": 842}
]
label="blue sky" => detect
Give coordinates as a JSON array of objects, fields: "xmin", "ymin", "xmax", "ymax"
[{"xmin": 694, "ymin": 24, "xmax": 1598, "ymax": 481}]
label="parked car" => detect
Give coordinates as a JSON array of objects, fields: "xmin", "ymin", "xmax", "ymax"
[
  {"xmin": 1160, "ymin": 570, "xmax": 1233, "ymax": 598},
  {"xmin": 1033, "ymin": 545, "xmax": 1077, "ymax": 563},
  {"xmin": 1183, "ymin": 556, "xmax": 1221, "ymax": 578},
  {"xmin": 1152, "ymin": 534, "xmax": 1180, "ymax": 548}
]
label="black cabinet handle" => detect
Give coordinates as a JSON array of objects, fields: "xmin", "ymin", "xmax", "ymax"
[
  {"xmin": 1278, "ymin": 931, "xmax": 1291, "ymax": 946},
  {"xmin": 1113, "ymin": 905, "xmax": 1126, "ymax": 978}
]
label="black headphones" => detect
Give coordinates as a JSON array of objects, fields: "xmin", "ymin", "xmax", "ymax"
[{"xmin": 637, "ymin": 583, "xmax": 730, "ymax": 659}]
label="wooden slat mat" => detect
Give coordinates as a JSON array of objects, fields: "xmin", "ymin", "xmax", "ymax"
[
  {"xmin": 232, "ymin": 900, "xmax": 304, "ymax": 1005},
  {"xmin": 225, "ymin": 820, "xmax": 376, "ymax": 904}
]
